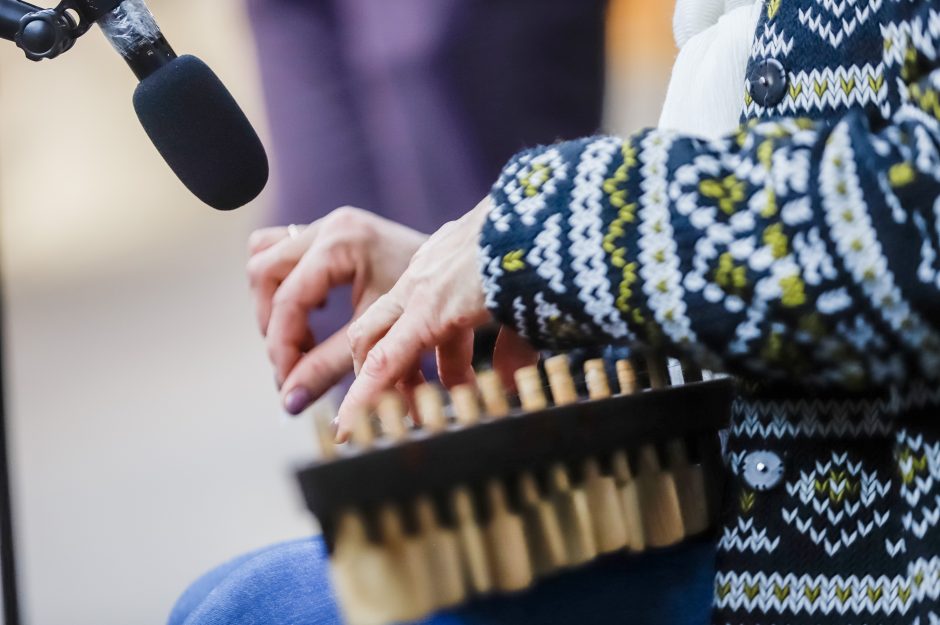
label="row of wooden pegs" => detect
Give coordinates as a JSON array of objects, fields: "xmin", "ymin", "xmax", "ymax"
[{"xmin": 315, "ymin": 355, "xmax": 719, "ymax": 625}]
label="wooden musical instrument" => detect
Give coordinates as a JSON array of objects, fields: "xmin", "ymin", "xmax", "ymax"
[{"xmin": 296, "ymin": 354, "xmax": 732, "ymax": 625}]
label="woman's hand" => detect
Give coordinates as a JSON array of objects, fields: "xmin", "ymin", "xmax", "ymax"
[
  {"xmin": 335, "ymin": 198, "xmax": 498, "ymax": 441},
  {"xmin": 247, "ymin": 207, "xmax": 427, "ymax": 414}
]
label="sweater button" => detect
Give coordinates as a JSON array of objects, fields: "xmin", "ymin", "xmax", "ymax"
[
  {"xmin": 741, "ymin": 450, "xmax": 784, "ymax": 491},
  {"xmin": 748, "ymin": 58, "xmax": 788, "ymax": 107}
]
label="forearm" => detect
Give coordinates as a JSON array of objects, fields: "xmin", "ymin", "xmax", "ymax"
[{"xmin": 479, "ymin": 107, "xmax": 940, "ymax": 389}]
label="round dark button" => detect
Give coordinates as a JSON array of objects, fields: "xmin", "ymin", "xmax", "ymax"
[
  {"xmin": 741, "ymin": 450, "xmax": 785, "ymax": 491},
  {"xmin": 748, "ymin": 58, "xmax": 788, "ymax": 108}
]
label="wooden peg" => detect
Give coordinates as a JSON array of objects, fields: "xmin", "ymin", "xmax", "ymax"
[
  {"xmin": 446, "ymin": 389, "xmax": 495, "ymax": 596},
  {"xmin": 349, "ymin": 408, "xmax": 376, "ymax": 450},
  {"xmin": 577, "ymin": 361, "xmax": 628, "ymax": 553},
  {"xmin": 376, "ymin": 391, "xmax": 408, "ymax": 441},
  {"xmin": 483, "ymin": 479, "xmax": 533, "ymax": 591},
  {"xmin": 584, "ymin": 359, "xmax": 612, "ymax": 400},
  {"xmin": 451, "ymin": 488, "xmax": 494, "ymax": 595},
  {"xmin": 476, "ymin": 370, "xmax": 510, "ymax": 418},
  {"xmin": 450, "ymin": 384, "xmax": 481, "ymax": 427},
  {"xmin": 515, "ymin": 365, "xmax": 548, "ymax": 411},
  {"xmin": 313, "ymin": 410, "xmax": 338, "ymax": 461},
  {"xmin": 377, "ymin": 504, "xmax": 435, "ymax": 620},
  {"xmin": 545, "ymin": 355, "xmax": 578, "ymax": 406},
  {"xmin": 331, "ymin": 510, "xmax": 410, "ymax": 625},
  {"xmin": 518, "ymin": 472, "xmax": 567, "ymax": 575},
  {"xmin": 635, "ymin": 445, "xmax": 685, "ymax": 548},
  {"xmin": 611, "ymin": 451, "xmax": 645, "ymax": 551},
  {"xmin": 666, "ymin": 440, "xmax": 710, "ymax": 537},
  {"xmin": 615, "ymin": 360, "xmax": 637, "ymax": 395},
  {"xmin": 414, "ymin": 497, "xmax": 465, "ymax": 609},
  {"xmin": 522, "ymin": 360, "xmax": 596, "ymax": 565},
  {"xmin": 638, "ymin": 354, "xmax": 687, "ymax": 546},
  {"xmin": 415, "ymin": 384, "xmax": 446, "ymax": 434},
  {"xmin": 645, "ymin": 353, "xmax": 670, "ymax": 391},
  {"xmin": 583, "ymin": 458, "xmax": 629, "ymax": 553},
  {"xmin": 547, "ymin": 464, "xmax": 597, "ymax": 566}
]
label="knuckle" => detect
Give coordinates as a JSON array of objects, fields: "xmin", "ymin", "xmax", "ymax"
[
  {"xmin": 321, "ymin": 236, "xmax": 348, "ymax": 264},
  {"xmin": 329, "ymin": 206, "xmax": 376, "ymax": 242},
  {"xmin": 416, "ymin": 315, "xmax": 442, "ymax": 346},
  {"xmin": 329, "ymin": 206, "xmax": 363, "ymax": 228},
  {"xmin": 346, "ymin": 322, "xmax": 363, "ymax": 352},
  {"xmin": 245, "ymin": 255, "xmax": 264, "ymax": 280},
  {"xmin": 265, "ymin": 340, "xmax": 280, "ymax": 365},
  {"xmin": 439, "ymin": 219, "xmax": 458, "ymax": 234},
  {"xmin": 298, "ymin": 357, "xmax": 329, "ymax": 386},
  {"xmin": 362, "ymin": 344, "xmax": 389, "ymax": 378},
  {"xmin": 247, "ymin": 231, "xmax": 266, "ymax": 253},
  {"xmin": 271, "ymin": 285, "xmax": 294, "ymax": 310},
  {"xmin": 408, "ymin": 278, "xmax": 432, "ymax": 302},
  {"xmin": 250, "ymin": 228, "xmax": 280, "ymax": 249}
]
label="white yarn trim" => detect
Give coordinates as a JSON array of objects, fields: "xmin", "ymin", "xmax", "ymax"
[
  {"xmin": 673, "ymin": 0, "xmax": 758, "ymax": 49},
  {"xmin": 660, "ymin": 2, "xmax": 762, "ymax": 139}
]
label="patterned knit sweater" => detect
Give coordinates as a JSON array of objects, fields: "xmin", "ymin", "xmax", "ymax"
[{"xmin": 478, "ymin": 1, "xmax": 940, "ymax": 624}]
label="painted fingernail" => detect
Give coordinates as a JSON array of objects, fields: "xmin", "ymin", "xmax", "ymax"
[{"xmin": 285, "ymin": 387, "xmax": 313, "ymax": 416}]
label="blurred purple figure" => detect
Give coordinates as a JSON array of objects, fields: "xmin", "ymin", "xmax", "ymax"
[
  {"xmin": 247, "ymin": 0, "xmax": 607, "ymax": 230},
  {"xmin": 246, "ymin": 0, "xmax": 606, "ymax": 344}
]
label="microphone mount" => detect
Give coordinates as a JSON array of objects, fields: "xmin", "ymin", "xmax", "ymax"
[
  {"xmin": 0, "ymin": 0, "xmax": 122, "ymax": 60},
  {"xmin": 1, "ymin": 4, "xmax": 130, "ymax": 625}
]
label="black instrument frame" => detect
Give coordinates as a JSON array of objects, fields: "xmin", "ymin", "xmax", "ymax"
[{"xmin": 296, "ymin": 378, "xmax": 734, "ymax": 551}]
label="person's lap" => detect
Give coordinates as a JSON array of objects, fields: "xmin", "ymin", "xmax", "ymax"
[{"xmin": 169, "ymin": 536, "xmax": 716, "ymax": 625}]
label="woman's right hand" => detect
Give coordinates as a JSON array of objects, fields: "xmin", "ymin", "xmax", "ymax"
[{"xmin": 247, "ymin": 207, "xmax": 428, "ymax": 415}]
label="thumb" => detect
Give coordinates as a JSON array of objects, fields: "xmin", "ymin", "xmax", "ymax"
[{"xmin": 492, "ymin": 327, "xmax": 539, "ymax": 392}]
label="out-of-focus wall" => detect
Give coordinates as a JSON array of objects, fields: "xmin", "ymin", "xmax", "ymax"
[{"xmin": 0, "ymin": 2, "xmax": 321, "ymax": 624}]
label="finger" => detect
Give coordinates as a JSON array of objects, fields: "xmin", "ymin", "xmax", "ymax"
[
  {"xmin": 274, "ymin": 327, "xmax": 316, "ymax": 390},
  {"xmin": 347, "ymin": 289, "xmax": 406, "ymax": 375},
  {"xmin": 492, "ymin": 327, "xmax": 539, "ymax": 391},
  {"xmin": 336, "ymin": 312, "xmax": 434, "ymax": 440},
  {"xmin": 248, "ymin": 233, "xmax": 320, "ymax": 335},
  {"xmin": 436, "ymin": 328, "xmax": 475, "ymax": 388},
  {"xmin": 281, "ymin": 328, "xmax": 354, "ymax": 415},
  {"xmin": 396, "ymin": 367, "xmax": 427, "ymax": 426},
  {"xmin": 266, "ymin": 239, "xmax": 357, "ymax": 382},
  {"xmin": 248, "ymin": 227, "xmax": 289, "ymax": 256},
  {"xmin": 333, "ymin": 361, "xmax": 422, "ymax": 444}
]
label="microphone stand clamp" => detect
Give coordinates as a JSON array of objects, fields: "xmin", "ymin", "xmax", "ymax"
[{"xmin": 2, "ymin": 0, "xmax": 123, "ymax": 60}]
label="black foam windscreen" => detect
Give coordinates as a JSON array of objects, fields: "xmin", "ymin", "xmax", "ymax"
[{"xmin": 133, "ymin": 55, "xmax": 269, "ymax": 210}]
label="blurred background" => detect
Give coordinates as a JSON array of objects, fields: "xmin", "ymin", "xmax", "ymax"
[{"xmin": 0, "ymin": 1, "xmax": 675, "ymax": 623}]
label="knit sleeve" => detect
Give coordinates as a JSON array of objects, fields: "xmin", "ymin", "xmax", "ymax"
[{"xmin": 478, "ymin": 80, "xmax": 940, "ymax": 390}]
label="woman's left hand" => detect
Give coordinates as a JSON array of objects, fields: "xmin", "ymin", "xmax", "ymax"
[{"xmin": 335, "ymin": 197, "xmax": 494, "ymax": 441}]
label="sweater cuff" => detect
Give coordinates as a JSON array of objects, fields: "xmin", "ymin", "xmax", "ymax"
[{"xmin": 477, "ymin": 137, "xmax": 609, "ymax": 348}]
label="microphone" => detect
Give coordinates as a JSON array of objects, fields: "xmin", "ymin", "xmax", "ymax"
[{"xmin": 97, "ymin": 0, "xmax": 269, "ymax": 210}]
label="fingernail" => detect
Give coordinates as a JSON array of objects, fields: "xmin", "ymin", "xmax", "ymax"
[
  {"xmin": 284, "ymin": 387, "xmax": 313, "ymax": 416},
  {"xmin": 330, "ymin": 418, "xmax": 339, "ymax": 437}
]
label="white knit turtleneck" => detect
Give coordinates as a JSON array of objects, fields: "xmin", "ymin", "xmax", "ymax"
[{"xmin": 658, "ymin": 0, "xmax": 762, "ymax": 139}]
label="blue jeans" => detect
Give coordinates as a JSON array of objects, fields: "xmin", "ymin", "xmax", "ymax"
[{"xmin": 169, "ymin": 536, "xmax": 716, "ymax": 625}]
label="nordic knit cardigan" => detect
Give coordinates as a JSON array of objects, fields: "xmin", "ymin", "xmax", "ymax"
[{"xmin": 478, "ymin": 1, "xmax": 940, "ymax": 624}]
